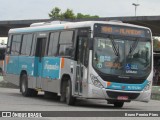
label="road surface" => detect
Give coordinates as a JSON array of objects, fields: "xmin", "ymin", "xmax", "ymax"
[{"xmin": 0, "ymin": 87, "xmax": 160, "ymax": 120}]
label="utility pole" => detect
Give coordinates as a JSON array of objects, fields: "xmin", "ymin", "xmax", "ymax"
[{"xmin": 132, "ymin": 3, "xmax": 140, "ymax": 16}]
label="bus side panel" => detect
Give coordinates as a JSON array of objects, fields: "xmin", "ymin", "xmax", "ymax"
[
  {"xmin": 5, "ymin": 56, "xmax": 20, "ymax": 86},
  {"xmin": 6, "ymin": 56, "xmax": 19, "ymax": 74},
  {"xmin": 41, "ymin": 57, "xmax": 61, "ymax": 93},
  {"xmin": 18, "ymin": 56, "xmax": 36, "ymax": 88},
  {"xmin": 60, "ymin": 58, "xmax": 78, "ymax": 96},
  {"xmin": 42, "ymin": 57, "xmax": 61, "ymax": 79}
]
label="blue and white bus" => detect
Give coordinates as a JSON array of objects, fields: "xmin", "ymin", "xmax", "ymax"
[{"xmin": 4, "ymin": 21, "xmax": 153, "ymax": 107}]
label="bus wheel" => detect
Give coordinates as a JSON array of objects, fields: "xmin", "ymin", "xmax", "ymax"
[
  {"xmin": 66, "ymin": 80, "xmax": 76, "ymax": 105},
  {"xmin": 114, "ymin": 102, "xmax": 124, "ymax": 108},
  {"xmin": 20, "ymin": 74, "xmax": 37, "ymax": 97}
]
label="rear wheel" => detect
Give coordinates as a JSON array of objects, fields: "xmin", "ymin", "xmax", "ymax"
[
  {"xmin": 20, "ymin": 74, "xmax": 37, "ymax": 97},
  {"xmin": 114, "ymin": 102, "xmax": 124, "ymax": 108}
]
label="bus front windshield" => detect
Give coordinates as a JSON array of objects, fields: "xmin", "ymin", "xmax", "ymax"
[{"xmin": 93, "ymin": 37, "xmax": 151, "ymax": 77}]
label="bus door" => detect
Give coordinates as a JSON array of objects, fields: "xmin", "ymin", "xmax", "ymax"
[
  {"xmin": 75, "ymin": 37, "xmax": 88, "ymax": 95},
  {"xmin": 35, "ymin": 37, "xmax": 47, "ymax": 88}
]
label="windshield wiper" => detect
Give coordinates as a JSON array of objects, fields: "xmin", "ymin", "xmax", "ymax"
[
  {"xmin": 128, "ymin": 38, "xmax": 139, "ymax": 56},
  {"xmin": 110, "ymin": 36, "xmax": 119, "ymax": 56}
]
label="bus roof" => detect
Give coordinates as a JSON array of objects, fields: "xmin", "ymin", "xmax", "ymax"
[{"xmin": 9, "ymin": 21, "xmax": 150, "ymax": 34}]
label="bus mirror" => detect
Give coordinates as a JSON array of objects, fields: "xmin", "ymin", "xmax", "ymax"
[{"xmin": 89, "ymin": 38, "xmax": 93, "ymax": 50}]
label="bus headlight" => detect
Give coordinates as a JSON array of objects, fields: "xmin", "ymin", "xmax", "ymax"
[
  {"xmin": 90, "ymin": 74, "xmax": 104, "ymax": 88},
  {"xmin": 143, "ymin": 81, "xmax": 151, "ymax": 91}
]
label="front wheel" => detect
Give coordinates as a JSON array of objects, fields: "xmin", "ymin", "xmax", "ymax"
[
  {"xmin": 114, "ymin": 102, "xmax": 124, "ymax": 108},
  {"xmin": 20, "ymin": 74, "xmax": 37, "ymax": 97},
  {"xmin": 66, "ymin": 80, "xmax": 76, "ymax": 105}
]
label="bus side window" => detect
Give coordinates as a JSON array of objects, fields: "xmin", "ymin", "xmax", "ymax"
[
  {"xmin": 31, "ymin": 34, "xmax": 36, "ymax": 56},
  {"xmin": 35, "ymin": 38, "xmax": 47, "ymax": 58},
  {"xmin": 48, "ymin": 32, "xmax": 59, "ymax": 56},
  {"xmin": 11, "ymin": 35, "xmax": 22, "ymax": 55},
  {"xmin": 21, "ymin": 34, "xmax": 33, "ymax": 56},
  {"xmin": 58, "ymin": 31, "xmax": 74, "ymax": 57}
]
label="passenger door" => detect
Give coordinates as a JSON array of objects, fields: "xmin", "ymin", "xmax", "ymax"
[
  {"xmin": 75, "ymin": 36, "xmax": 89, "ymax": 95},
  {"xmin": 35, "ymin": 37, "xmax": 47, "ymax": 88}
]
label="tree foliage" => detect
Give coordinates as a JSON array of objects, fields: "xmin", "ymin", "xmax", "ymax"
[
  {"xmin": 48, "ymin": 7, "xmax": 62, "ymax": 19},
  {"xmin": 63, "ymin": 9, "xmax": 76, "ymax": 19},
  {"xmin": 49, "ymin": 7, "xmax": 99, "ymax": 19},
  {"xmin": 77, "ymin": 13, "xmax": 99, "ymax": 19}
]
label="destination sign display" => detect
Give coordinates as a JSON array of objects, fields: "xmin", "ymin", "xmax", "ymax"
[{"xmin": 94, "ymin": 24, "xmax": 151, "ymax": 38}]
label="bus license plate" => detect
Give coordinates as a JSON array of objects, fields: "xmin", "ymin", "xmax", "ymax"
[{"xmin": 117, "ymin": 96, "xmax": 128, "ymax": 100}]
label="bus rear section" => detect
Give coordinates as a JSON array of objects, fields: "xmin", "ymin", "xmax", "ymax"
[{"xmin": 4, "ymin": 21, "xmax": 153, "ymax": 108}]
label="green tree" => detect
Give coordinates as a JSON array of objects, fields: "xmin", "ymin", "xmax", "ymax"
[
  {"xmin": 48, "ymin": 7, "xmax": 62, "ymax": 19},
  {"xmin": 63, "ymin": 9, "xmax": 76, "ymax": 19},
  {"xmin": 49, "ymin": 7, "xmax": 99, "ymax": 20},
  {"xmin": 77, "ymin": 13, "xmax": 99, "ymax": 19},
  {"xmin": 76, "ymin": 13, "xmax": 84, "ymax": 19}
]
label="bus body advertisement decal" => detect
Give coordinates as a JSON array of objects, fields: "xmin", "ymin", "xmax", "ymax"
[
  {"xmin": 42, "ymin": 57, "xmax": 61, "ymax": 79},
  {"xmin": 106, "ymin": 80, "xmax": 148, "ymax": 91}
]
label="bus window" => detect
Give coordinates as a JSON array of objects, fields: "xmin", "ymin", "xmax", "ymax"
[
  {"xmin": 48, "ymin": 32, "xmax": 59, "ymax": 56},
  {"xmin": 58, "ymin": 31, "xmax": 74, "ymax": 56},
  {"xmin": 31, "ymin": 34, "xmax": 36, "ymax": 56},
  {"xmin": 11, "ymin": 35, "xmax": 22, "ymax": 55},
  {"xmin": 35, "ymin": 38, "xmax": 47, "ymax": 58},
  {"xmin": 21, "ymin": 34, "xmax": 33, "ymax": 56}
]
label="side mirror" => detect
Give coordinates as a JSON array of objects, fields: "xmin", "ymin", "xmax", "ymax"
[{"xmin": 89, "ymin": 38, "xmax": 93, "ymax": 50}]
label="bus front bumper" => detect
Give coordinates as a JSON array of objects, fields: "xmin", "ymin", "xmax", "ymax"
[{"xmin": 87, "ymin": 84, "xmax": 151, "ymax": 102}]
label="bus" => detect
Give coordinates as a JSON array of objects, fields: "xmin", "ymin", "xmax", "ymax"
[
  {"xmin": 4, "ymin": 21, "xmax": 152, "ymax": 108},
  {"xmin": 0, "ymin": 44, "xmax": 6, "ymax": 75}
]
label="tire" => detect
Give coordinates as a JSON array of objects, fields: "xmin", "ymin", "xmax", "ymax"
[
  {"xmin": 20, "ymin": 74, "xmax": 37, "ymax": 97},
  {"xmin": 66, "ymin": 80, "xmax": 76, "ymax": 105},
  {"xmin": 60, "ymin": 80, "xmax": 67, "ymax": 102},
  {"xmin": 114, "ymin": 102, "xmax": 124, "ymax": 108}
]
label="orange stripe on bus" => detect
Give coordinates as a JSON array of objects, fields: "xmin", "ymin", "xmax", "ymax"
[
  {"xmin": 61, "ymin": 58, "xmax": 65, "ymax": 68},
  {"xmin": 107, "ymin": 82, "xmax": 111, "ymax": 86}
]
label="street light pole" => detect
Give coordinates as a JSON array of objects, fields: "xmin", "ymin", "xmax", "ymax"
[{"xmin": 132, "ymin": 3, "xmax": 140, "ymax": 16}]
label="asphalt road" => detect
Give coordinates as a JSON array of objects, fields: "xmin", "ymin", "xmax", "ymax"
[{"xmin": 0, "ymin": 87, "xmax": 160, "ymax": 120}]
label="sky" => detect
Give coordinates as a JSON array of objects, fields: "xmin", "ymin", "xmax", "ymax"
[{"xmin": 0, "ymin": 0, "xmax": 160, "ymax": 20}]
